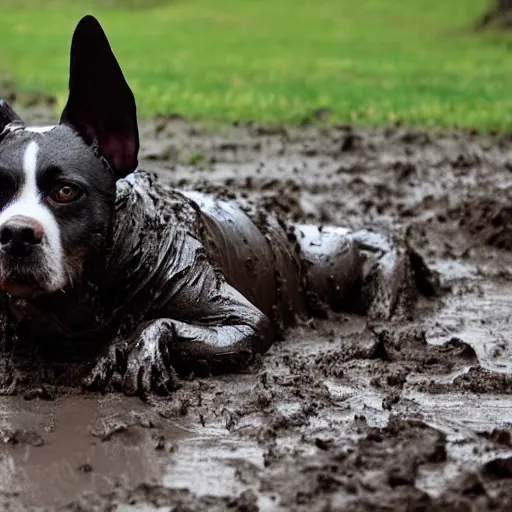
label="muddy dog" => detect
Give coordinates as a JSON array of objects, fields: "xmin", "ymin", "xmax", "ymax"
[{"xmin": 0, "ymin": 16, "xmax": 435, "ymax": 395}]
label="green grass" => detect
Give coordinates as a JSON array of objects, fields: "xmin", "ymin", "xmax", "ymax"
[{"xmin": 0, "ymin": 0, "xmax": 511, "ymax": 128}]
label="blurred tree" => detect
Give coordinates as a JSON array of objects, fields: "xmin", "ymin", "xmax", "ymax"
[{"xmin": 478, "ymin": 0, "xmax": 512, "ymax": 28}]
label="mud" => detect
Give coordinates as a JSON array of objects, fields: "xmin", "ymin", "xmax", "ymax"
[{"xmin": 2, "ymin": 113, "xmax": 512, "ymax": 510}]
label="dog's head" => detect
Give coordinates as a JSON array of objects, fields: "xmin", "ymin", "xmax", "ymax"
[{"xmin": 0, "ymin": 15, "xmax": 139, "ymax": 298}]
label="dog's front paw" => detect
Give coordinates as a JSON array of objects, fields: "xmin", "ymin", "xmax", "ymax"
[
  {"xmin": 121, "ymin": 320, "xmax": 180, "ymax": 397},
  {"xmin": 84, "ymin": 320, "xmax": 180, "ymax": 396},
  {"xmin": 82, "ymin": 339, "xmax": 129, "ymax": 392}
]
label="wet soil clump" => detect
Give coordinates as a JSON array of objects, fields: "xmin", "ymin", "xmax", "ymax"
[{"xmin": 2, "ymin": 117, "xmax": 512, "ymax": 510}]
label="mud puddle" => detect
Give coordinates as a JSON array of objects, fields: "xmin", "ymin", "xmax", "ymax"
[
  {"xmin": 0, "ymin": 395, "xmax": 171, "ymax": 506},
  {"xmin": 3, "ymin": 114, "xmax": 512, "ymax": 510},
  {"xmin": 0, "ymin": 394, "xmax": 269, "ymax": 509}
]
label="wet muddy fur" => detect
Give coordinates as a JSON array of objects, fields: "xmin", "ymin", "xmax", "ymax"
[{"xmin": 85, "ymin": 171, "xmax": 435, "ymax": 393}]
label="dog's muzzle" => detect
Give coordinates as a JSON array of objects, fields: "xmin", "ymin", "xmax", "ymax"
[
  {"xmin": 0, "ymin": 215, "xmax": 56, "ymax": 297},
  {"xmin": 0, "ymin": 215, "xmax": 44, "ymax": 258}
]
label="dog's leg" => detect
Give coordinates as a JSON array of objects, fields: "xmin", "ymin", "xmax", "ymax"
[
  {"xmin": 294, "ymin": 225, "xmax": 362, "ymax": 313},
  {"xmin": 128, "ymin": 318, "xmax": 269, "ymax": 395},
  {"xmin": 350, "ymin": 228, "xmax": 436, "ymax": 319},
  {"xmin": 295, "ymin": 225, "xmax": 437, "ymax": 320},
  {"xmin": 84, "ymin": 256, "xmax": 273, "ymax": 396},
  {"xmin": 84, "ymin": 314, "xmax": 270, "ymax": 396}
]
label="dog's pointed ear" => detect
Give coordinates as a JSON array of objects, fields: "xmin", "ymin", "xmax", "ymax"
[
  {"xmin": 0, "ymin": 100, "xmax": 24, "ymax": 137},
  {"xmin": 60, "ymin": 15, "xmax": 139, "ymax": 179}
]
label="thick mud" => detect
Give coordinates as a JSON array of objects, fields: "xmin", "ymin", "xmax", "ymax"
[{"xmin": 2, "ymin": 114, "xmax": 512, "ymax": 510}]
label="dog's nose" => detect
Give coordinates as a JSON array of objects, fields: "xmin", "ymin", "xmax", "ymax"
[{"xmin": 0, "ymin": 215, "xmax": 44, "ymax": 257}]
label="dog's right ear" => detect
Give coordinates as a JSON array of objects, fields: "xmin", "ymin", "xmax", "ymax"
[
  {"xmin": 0, "ymin": 100, "xmax": 24, "ymax": 138},
  {"xmin": 60, "ymin": 15, "xmax": 139, "ymax": 180}
]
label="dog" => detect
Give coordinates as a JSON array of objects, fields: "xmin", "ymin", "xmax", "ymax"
[{"xmin": 0, "ymin": 16, "xmax": 436, "ymax": 395}]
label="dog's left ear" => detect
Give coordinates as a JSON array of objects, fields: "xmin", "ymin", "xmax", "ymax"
[{"xmin": 60, "ymin": 15, "xmax": 139, "ymax": 179}]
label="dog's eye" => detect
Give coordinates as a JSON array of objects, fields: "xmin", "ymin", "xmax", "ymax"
[{"xmin": 49, "ymin": 184, "xmax": 82, "ymax": 204}]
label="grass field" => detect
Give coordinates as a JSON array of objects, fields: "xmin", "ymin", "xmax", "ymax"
[{"xmin": 0, "ymin": 0, "xmax": 511, "ymax": 128}]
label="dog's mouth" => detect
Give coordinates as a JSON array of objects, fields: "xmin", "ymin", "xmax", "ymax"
[
  {"xmin": 0, "ymin": 242, "xmax": 97, "ymax": 299},
  {"xmin": 0, "ymin": 259, "xmax": 64, "ymax": 298},
  {"xmin": 0, "ymin": 268, "xmax": 54, "ymax": 297}
]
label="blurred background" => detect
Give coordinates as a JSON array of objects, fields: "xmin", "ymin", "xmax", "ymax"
[{"xmin": 0, "ymin": 0, "xmax": 510, "ymax": 129}]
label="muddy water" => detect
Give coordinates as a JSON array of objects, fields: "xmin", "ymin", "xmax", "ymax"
[
  {"xmin": 0, "ymin": 395, "xmax": 269, "ymax": 508},
  {"xmin": 3, "ymin": 119, "xmax": 512, "ymax": 510},
  {"xmin": 0, "ymin": 396, "xmax": 167, "ymax": 505}
]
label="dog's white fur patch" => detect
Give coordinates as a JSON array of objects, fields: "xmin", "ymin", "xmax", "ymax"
[{"xmin": 0, "ymin": 141, "xmax": 66, "ymax": 291}]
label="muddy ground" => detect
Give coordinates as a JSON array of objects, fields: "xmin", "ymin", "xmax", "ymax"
[{"xmin": 2, "ymin": 100, "xmax": 512, "ymax": 511}]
